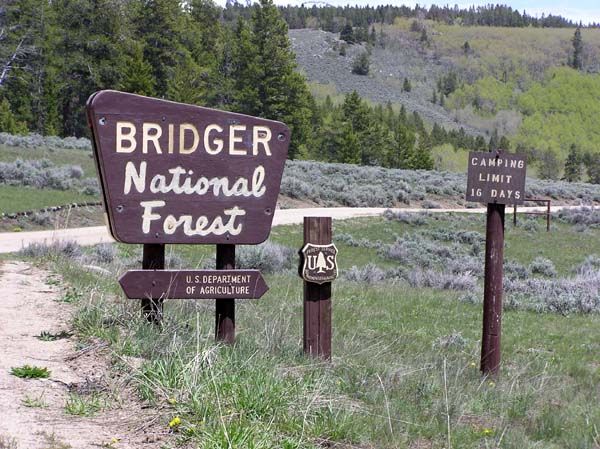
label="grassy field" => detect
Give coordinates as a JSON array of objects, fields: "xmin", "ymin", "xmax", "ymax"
[
  {"xmin": 0, "ymin": 185, "xmax": 97, "ymax": 215},
  {"xmin": 17, "ymin": 210, "xmax": 600, "ymax": 448}
]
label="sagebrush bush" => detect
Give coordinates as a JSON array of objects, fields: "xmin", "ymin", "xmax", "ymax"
[
  {"xmin": 529, "ymin": 257, "xmax": 557, "ymax": 278},
  {"xmin": 343, "ymin": 264, "xmax": 387, "ymax": 284},
  {"xmin": 0, "ymin": 132, "xmax": 91, "ymax": 150},
  {"xmin": 0, "ymin": 158, "xmax": 85, "ymax": 190},
  {"xmin": 19, "ymin": 240, "xmax": 82, "ymax": 259},
  {"xmin": 236, "ymin": 241, "xmax": 294, "ymax": 273}
]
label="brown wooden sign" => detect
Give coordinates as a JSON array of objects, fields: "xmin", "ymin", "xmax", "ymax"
[
  {"xmin": 86, "ymin": 90, "xmax": 290, "ymax": 245},
  {"xmin": 118, "ymin": 269, "xmax": 268, "ymax": 299},
  {"xmin": 466, "ymin": 150, "xmax": 526, "ymax": 205},
  {"xmin": 300, "ymin": 243, "xmax": 338, "ymax": 284}
]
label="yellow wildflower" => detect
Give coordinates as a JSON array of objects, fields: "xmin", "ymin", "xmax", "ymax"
[
  {"xmin": 168, "ymin": 416, "xmax": 181, "ymax": 428},
  {"xmin": 167, "ymin": 397, "xmax": 177, "ymax": 405},
  {"xmin": 482, "ymin": 428, "xmax": 494, "ymax": 436}
]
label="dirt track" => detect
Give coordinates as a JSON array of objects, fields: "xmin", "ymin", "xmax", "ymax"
[
  {"xmin": 0, "ymin": 205, "xmax": 579, "ymax": 254},
  {"xmin": 0, "ymin": 261, "xmax": 169, "ymax": 448}
]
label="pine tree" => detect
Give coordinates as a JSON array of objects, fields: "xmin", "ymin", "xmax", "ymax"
[
  {"xmin": 120, "ymin": 42, "xmax": 156, "ymax": 96},
  {"xmin": 340, "ymin": 23, "xmax": 354, "ymax": 44},
  {"xmin": 564, "ymin": 144, "xmax": 582, "ymax": 182},
  {"xmin": 351, "ymin": 52, "xmax": 370, "ymax": 75},
  {"xmin": 463, "ymin": 41, "xmax": 471, "ymax": 55},
  {"xmin": 0, "ymin": 98, "xmax": 28, "ymax": 134},
  {"xmin": 570, "ymin": 27, "xmax": 583, "ymax": 70},
  {"xmin": 432, "ymin": 90, "xmax": 437, "ymax": 104},
  {"xmin": 134, "ymin": 0, "xmax": 185, "ymax": 98},
  {"xmin": 52, "ymin": 0, "xmax": 127, "ymax": 136},
  {"xmin": 247, "ymin": 0, "xmax": 313, "ymax": 159},
  {"xmin": 402, "ymin": 77, "xmax": 412, "ymax": 92}
]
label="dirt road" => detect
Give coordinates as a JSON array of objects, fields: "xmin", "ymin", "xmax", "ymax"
[
  {"xmin": 0, "ymin": 205, "xmax": 577, "ymax": 254},
  {"xmin": 0, "ymin": 261, "xmax": 169, "ymax": 448}
]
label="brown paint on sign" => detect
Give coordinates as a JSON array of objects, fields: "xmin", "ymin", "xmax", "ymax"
[
  {"xmin": 119, "ymin": 269, "xmax": 268, "ymax": 300},
  {"xmin": 466, "ymin": 150, "xmax": 527, "ymax": 205},
  {"xmin": 86, "ymin": 90, "xmax": 290, "ymax": 245}
]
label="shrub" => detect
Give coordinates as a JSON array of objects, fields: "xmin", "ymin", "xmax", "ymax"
[
  {"xmin": 237, "ymin": 241, "xmax": 294, "ymax": 273},
  {"xmin": 0, "ymin": 159, "xmax": 85, "ymax": 190},
  {"xmin": 20, "ymin": 240, "xmax": 82, "ymax": 259},
  {"xmin": 343, "ymin": 264, "xmax": 386, "ymax": 284},
  {"xmin": 92, "ymin": 243, "xmax": 117, "ymax": 264},
  {"xmin": 529, "ymin": 257, "xmax": 557, "ymax": 278},
  {"xmin": 421, "ymin": 200, "xmax": 441, "ymax": 209}
]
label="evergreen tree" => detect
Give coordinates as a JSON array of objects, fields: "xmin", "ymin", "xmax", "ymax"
[
  {"xmin": 120, "ymin": 42, "xmax": 156, "ymax": 96},
  {"xmin": 0, "ymin": 98, "xmax": 28, "ymax": 134},
  {"xmin": 337, "ymin": 123, "xmax": 361, "ymax": 164},
  {"xmin": 463, "ymin": 41, "xmax": 471, "ymax": 55},
  {"xmin": 340, "ymin": 23, "xmax": 354, "ymax": 44},
  {"xmin": 570, "ymin": 27, "xmax": 583, "ymax": 70},
  {"xmin": 402, "ymin": 77, "xmax": 412, "ymax": 92},
  {"xmin": 245, "ymin": 0, "xmax": 313, "ymax": 159},
  {"xmin": 52, "ymin": 0, "xmax": 127, "ymax": 136},
  {"xmin": 134, "ymin": 0, "xmax": 185, "ymax": 97},
  {"xmin": 351, "ymin": 51, "xmax": 370, "ymax": 75},
  {"xmin": 386, "ymin": 125, "xmax": 415, "ymax": 168},
  {"xmin": 432, "ymin": 90, "xmax": 437, "ymax": 104},
  {"xmin": 563, "ymin": 144, "xmax": 582, "ymax": 182}
]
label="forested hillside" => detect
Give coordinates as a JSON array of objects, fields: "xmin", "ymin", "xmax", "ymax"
[
  {"xmin": 2, "ymin": 1, "xmax": 600, "ymax": 179},
  {"xmin": 287, "ymin": 9, "xmax": 600, "ymax": 180}
]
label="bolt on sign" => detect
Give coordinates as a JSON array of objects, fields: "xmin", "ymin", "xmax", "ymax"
[
  {"xmin": 86, "ymin": 90, "xmax": 289, "ymax": 245},
  {"xmin": 301, "ymin": 243, "xmax": 338, "ymax": 284},
  {"xmin": 466, "ymin": 151, "xmax": 527, "ymax": 205}
]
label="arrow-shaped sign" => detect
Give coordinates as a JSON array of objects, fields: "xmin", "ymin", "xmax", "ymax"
[{"xmin": 118, "ymin": 269, "xmax": 268, "ymax": 300}]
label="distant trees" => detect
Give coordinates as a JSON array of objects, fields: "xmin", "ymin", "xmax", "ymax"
[
  {"xmin": 278, "ymin": 3, "xmax": 582, "ymax": 31},
  {"xmin": 402, "ymin": 78, "xmax": 412, "ymax": 92},
  {"xmin": 569, "ymin": 27, "xmax": 584, "ymax": 70}
]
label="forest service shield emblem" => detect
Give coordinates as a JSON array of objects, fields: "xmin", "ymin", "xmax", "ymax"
[{"xmin": 301, "ymin": 243, "xmax": 338, "ymax": 284}]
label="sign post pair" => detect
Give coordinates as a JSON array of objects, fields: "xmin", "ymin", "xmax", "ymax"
[
  {"xmin": 466, "ymin": 150, "xmax": 527, "ymax": 377},
  {"xmin": 87, "ymin": 90, "xmax": 289, "ymax": 341}
]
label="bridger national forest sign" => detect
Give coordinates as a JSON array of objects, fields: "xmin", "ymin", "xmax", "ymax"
[
  {"xmin": 466, "ymin": 151, "xmax": 526, "ymax": 205},
  {"xmin": 86, "ymin": 90, "xmax": 290, "ymax": 245}
]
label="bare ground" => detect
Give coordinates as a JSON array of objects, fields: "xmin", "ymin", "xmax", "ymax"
[{"xmin": 0, "ymin": 261, "xmax": 172, "ymax": 449}]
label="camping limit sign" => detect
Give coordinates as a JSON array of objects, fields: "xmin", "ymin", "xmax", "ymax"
[
  {"xmin": 301, "ymin": 243, "xmax": 338, "ymax": 284},
  {"xmin": 466, "ymin": 151, "xmax": 527, "ymax": 205}
]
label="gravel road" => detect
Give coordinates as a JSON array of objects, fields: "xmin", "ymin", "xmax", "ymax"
[{"xmin": 0, "ymin": 206, "xmax": 578, "ymax": 254}]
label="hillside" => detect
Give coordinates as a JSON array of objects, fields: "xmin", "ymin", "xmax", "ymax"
[{"xmin": 291, "ymin": 22, "xmax": 600, "ymax": 174}]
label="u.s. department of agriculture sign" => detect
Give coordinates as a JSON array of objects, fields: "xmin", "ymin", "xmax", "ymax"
[
  {"xmin": 301, "ymin": 243, "xmax": 338, "ymax": 284},
  {"xmin": 86, "ymin": 90, "xmax": 290, "ymax": 245}
]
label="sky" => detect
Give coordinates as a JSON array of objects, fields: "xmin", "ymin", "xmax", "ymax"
[{"xmin": 265, "ymin": 0, "xmax": 600, "ymax": 25}]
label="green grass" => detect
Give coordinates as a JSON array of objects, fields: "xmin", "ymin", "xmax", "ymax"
[
  {"xmin": 11, "ymin": 365, "xmax": 51, "ymax": 379},
  {"xmin": 0, "ymin": 185, "xmax": 97, "ymax": 214},
  {"xmin": 64, "ymin": 393, "xmax": 106, "ymax": 417},
  {"xmin": 37, "ymin": 212, "xmax": 600, "ymax": 449}
]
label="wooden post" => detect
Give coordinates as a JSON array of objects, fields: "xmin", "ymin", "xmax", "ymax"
[
  {"xmin": 480, "ymin": 203, "xmax": 505, "ymax": 376},
  {"xmin": 547, "ymin": 200, "xmax": 551, "ymax": 232},
  {"xmin": 142, "ymin": 244, "xmax": 165, "ymax": 324},
  {"xmin": 303, "ymin": 217, "xmax": 332, "ymax": 360},
  {"xmin": 215, "ymin": 244, "xmax": 235, "ymax": 343}
]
